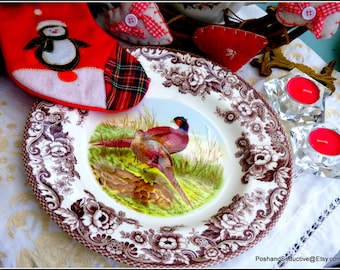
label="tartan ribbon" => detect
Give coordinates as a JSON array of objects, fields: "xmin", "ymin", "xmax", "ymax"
[
  {"xmin": 104, "ymin": 45, "xmax": 150, "ymax": 111},
  {"xmin": 110, "ymin": 2, "xmax": 166, "ymax": 39},
  {"xmin": 278, "ymin": 2, "xmax": 340, "ymax": 38}
]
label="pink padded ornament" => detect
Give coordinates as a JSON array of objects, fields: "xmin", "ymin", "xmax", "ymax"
[
  {"xmin": 276, "ymin": 2, "xmax": 340, "ymax": 39},
  {"xmin": 105, "ymin": 2, "xmax": 173, "ymax": 45}
]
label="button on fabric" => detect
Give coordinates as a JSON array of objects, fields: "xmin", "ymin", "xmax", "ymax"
[
  {"xmin": 302, "ymin": 6, "xmax": 317, "ymax": 20},
  {"xmin": 125, "ymin": 13, "xmax": 138, "ymax": 27}
]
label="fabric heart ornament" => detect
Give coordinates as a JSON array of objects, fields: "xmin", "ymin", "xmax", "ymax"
[
  {"xmin": 105, "ymin": 2, "xmax": 173, "ymax": 45},
  {"xmin": 193, "ymin": 25, "xmax": 268, "ymax": 72},
  {"xmin": 276, "ymin": 2, "xmax": 340, "ymax": 39}
]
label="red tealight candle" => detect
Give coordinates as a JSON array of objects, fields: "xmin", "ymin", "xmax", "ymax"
[
  {"xmin": 286, "ymin": 76, "xmax": 320, "ymax": 105},
  {"xmin": 308, "ymin": 128, "xmax": 340, "ymax": 156}
]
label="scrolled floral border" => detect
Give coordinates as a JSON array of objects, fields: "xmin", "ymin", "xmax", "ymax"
[{"xmin": 23, "ymin": 47, "xmax": 292, "ymax": 268}]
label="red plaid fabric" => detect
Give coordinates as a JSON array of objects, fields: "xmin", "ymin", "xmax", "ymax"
[
  {"xmin": 104, "ymin": 45, "xmax": 150, "ymax": 111},
  {"xmin": 279, "ymin": 2, "xmax": 340, "ymax": 38},
  {"xmin": 109, "ymin": 2, "xmax": 166, "ymax": 39}
]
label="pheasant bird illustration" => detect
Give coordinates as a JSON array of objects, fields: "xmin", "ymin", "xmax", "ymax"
[
  {"xmin": 92, "ymin": 116, "xmax": 189, "ymax": 154},
  {"xmin": 130, "ymin": 129, "xmax": 193, "ymax": 208}
]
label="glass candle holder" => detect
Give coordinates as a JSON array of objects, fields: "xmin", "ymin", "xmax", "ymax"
[
  {"xmin": 290, "ymin": 122, "xmax": 340, "ymax": 178},
  {"xmin": 264, "ymin": 69, "xmax": 332, "ymax": 128}
]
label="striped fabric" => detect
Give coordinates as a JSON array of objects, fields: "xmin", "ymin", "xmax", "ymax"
[{"xmin": 104, "ymin": 45, "xmax": 150, "ymax": 111}]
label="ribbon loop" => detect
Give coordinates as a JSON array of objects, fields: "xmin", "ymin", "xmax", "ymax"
[{"xmin": 110, "ymin": 22, "xmax": 145, "ymax": 38}]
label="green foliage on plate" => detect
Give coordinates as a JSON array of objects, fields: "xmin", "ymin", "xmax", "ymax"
[{"xmin": 87, "ymin": 111, "xmax": 224, "ymax": 217}]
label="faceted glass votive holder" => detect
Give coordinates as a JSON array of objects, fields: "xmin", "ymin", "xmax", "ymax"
[
  {"xmin": 290, "ymin": 122, "xmax": 340, "ymax": 178},
  {"xmin": 264, "ymin": 69, "xmax": 331, "ymax": 127}
]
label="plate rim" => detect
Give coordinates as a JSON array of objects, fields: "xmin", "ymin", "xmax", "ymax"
[{"xmin": 22, "ymin": 46, "xmax": 293, "ymax": 268}]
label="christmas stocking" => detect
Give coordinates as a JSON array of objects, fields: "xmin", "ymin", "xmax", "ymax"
[{"xmin": 0, "ymin": 3, "xmax": 150, "ymax": 112}]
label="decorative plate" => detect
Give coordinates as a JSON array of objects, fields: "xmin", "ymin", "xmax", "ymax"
[{"xmin": 23, "ymin": 47, "xmax": 292, "ymax": 268}]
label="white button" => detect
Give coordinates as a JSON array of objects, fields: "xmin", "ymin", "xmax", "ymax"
[
  {"xmin": 34, "ymin": 9, "xmax": 42, "ymax": 16},
  {"xmin": 301, "ymin": 6, "xmax": 316, "ymax": 20},
  {"xmin": 125, "ymin": 13, "xmax": 138, "ymax": 27}
]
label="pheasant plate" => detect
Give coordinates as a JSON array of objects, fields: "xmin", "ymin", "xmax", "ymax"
[{"xmin": 23, "ymin": 47, "xmax": 292, "ymax": 268}]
